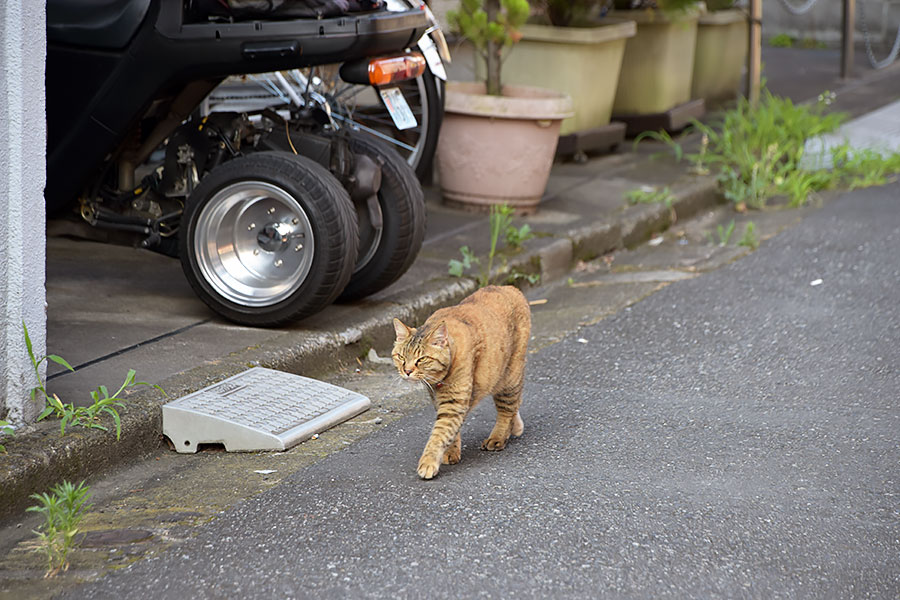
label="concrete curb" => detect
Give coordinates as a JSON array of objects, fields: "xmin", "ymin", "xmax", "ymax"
[{"xmin": 0, "ymin": 175, "xmax": 721, "ymax": 520}]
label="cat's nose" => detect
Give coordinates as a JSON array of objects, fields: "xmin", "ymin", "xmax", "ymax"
[{"xmin": 404, "ymin": 368, "xmax": 413, "ymax": 376}]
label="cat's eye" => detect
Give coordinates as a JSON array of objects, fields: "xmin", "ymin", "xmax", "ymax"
[{"xmin": 415, "ymin": 357, "xmax": 427, "ymax": 366}]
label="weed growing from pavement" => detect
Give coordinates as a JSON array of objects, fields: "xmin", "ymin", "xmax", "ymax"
[
  {"xmin": 505, "ymin": 268, "xmax": 540, "ymax": 287},
  {"xmin": 24, "ymin": 322, "xmax": 74, "ymax": 405},
  {"xmin": 714, "ymin": 220, "xmax": 736, "ymax": 246},
  {"xmin": 27, "ymin": 480, "xmax": 92, "ymax": 577},
  {"xmin": 625, "ymin": 185, "xmax": 675, "ymax": 207},
  {"xmin": 448, "ymin": 204, "xmax": 535, "ymax": 287},
  {"xmin": 637, "ymin": 89, "xmax": 900, "ymax": 210},
  {"xmin": 24, "ymin": 323, "xmax": 164, "ymax": 440},
  {"xmin": 737, "ymin": 222, "xmax": 759, "ymax": 249},
  {"xmin": 0, "ymin": 420, "xmax": 13, "ymax": 453},
  {"xmin": 769, "ymin": 33, "xmax": 793, "ymax": 48}
]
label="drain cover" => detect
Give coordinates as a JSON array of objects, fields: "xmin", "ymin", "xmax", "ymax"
[{"xmin": 162, "ymin": 367, "xmax": 370, "ymax": 453}]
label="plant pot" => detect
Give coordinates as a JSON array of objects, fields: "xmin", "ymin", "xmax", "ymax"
[
  {"xmin": 691, "ymin": 9, "xmax": 748, "ymax": 107},
  {"xmin": 498, "ymin": 19, "xmax": 636, "ymax": 136},
  {"xmin": 435, "ymin": 82, "xmax": 573, "ymax": 214},
  {"xmin": 609, "ymin": 8, "xmax": 700, "ymax": 115}
]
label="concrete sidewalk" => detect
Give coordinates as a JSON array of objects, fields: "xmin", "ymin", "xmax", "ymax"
[{"xmin": 2, "ymin": 46, "xmax": 899, "ymax": 519}]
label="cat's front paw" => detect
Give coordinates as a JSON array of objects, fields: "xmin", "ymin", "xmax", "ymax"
[{"xmin": 417, "ymin": 456, "xmax": 440, "ymax": 480}]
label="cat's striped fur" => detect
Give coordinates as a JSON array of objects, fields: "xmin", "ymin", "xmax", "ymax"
[{"xmin": 392, "ymin": 285, "xmax": 531, "ymax": 479}]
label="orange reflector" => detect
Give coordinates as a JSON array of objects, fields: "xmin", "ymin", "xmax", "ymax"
[{"xmin": 368, "ymin": 53, "xmax": 427, "ymax": 86}]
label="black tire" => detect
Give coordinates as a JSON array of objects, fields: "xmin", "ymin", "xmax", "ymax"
[
  {"xmin": 337, "ymin": 131, "xmax": 426, "ymax": 302},
  {"xmin": 179, "ymin": 152, "xmax": 358, "ymax": 326}
]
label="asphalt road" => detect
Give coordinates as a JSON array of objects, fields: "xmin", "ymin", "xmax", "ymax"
[{"xmin": 64, "ymin": 184, "xmax": 899, "ymax": 599}]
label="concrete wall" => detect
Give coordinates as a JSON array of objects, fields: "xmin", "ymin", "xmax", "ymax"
[
  {"xmin": 763, "ymin": 0, "xmax": 900, "ymax": 46},
  {"xmin": 1, "ymin": 0, "xmax": 47, "ymax": 425}
]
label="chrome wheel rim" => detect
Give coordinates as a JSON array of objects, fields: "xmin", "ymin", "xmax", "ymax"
[{"xmin": 194, "ymin": 181, "xmax": 315, "ymax": 307}]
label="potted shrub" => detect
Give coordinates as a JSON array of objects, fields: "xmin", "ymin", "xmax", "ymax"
[
  {"xmin": 435, "ymin": 0, "xmax": 574, "ymax": 213},
  {"xmin": 608, "ymin": 0, "xmax": 705, "ymax": 134},
  {"xmin": 691, "ymin": 0, "xmax": 748, "ymax": 107},
  {"xmin": 496, "ymin": 1, "xmax": 636, "ymax": 155}
]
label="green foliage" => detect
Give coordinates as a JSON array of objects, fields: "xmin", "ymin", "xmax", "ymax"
[
  {"xmin": 625, "ymin": 185, "xmax": 674, "ymax": 207},
  {"xmin": 495, "ymin": 204, "xmax": 535, "ymax": 249},
  {"xmin": 448, "ymin": 245, "xmax": 479, "ymax": 278},
  {"xmin": 769, "ymin": 33, "xmax": 794, "ymax": 48},
  {"xmin": 24, "ymin": 322, "xmax": 74, "ymax": 406},
  {"xmin": 666, "ymin": 89, "xmax": 900, "ymax": 210},
  {"xmin": 0, "ymin": 419, "xmax": 13, "ymax": 454},
  {"xmin": 25, "ymin": 323, "xmax": 163, "ymax": 440},
  {"xmin": 448, "ymin": 203, "xmax": 535, "ymax": 287},
  {"xmin": 714, "ymin": 219, "xmax": 736, "ymax": 246},
  {"xmin": 505, "ymin": 268, "xmax": 541, "ymax": 286},
  {"xmin": 737, "ymin": 221, "xmax": 759, "ymax": 249},
  {"xmin": 448, "ymin": 0, "xmax": 530, "ymax": 94},
  {"xmin": 633, "ymin": 129, "xmax": 684, "ymax": 162},
  {"xmin": 27, "ymin": 480, "xmax": 92, "ymax": 577},
  {"xmin": 449, "ymin": 0, "xmax": 529, "ymax": 53},
  {"xmin": 831, "ymin": 146, "xmax": 900, "ymax": 189}
]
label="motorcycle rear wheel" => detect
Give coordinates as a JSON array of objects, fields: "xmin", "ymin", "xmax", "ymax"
[
  {"xmin": 338, "ymin": 131, "xmax": 426, "ymax": 301},
  {"xmin": 179, "ymin": 152, "xmax": 358, "ymax": 326}
]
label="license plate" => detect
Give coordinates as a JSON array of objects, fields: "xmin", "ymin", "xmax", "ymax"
[{"xmin": 379, "ymin": 87, "xmax": 417, "ymax": 131}]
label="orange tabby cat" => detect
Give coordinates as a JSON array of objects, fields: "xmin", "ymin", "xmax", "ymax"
[{"xmin": 392, "ymin": 285, "xmax": 531, "ymax": 479}]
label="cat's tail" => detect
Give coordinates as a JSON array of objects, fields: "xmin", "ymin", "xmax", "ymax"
[{"xmin": 511, "ymin": 411, "xmax": 524, "ymax": 437}]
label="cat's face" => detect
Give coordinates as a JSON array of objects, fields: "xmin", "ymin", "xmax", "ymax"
[{"xmin": 392, "ymin": 319, "xmax": 451, "ymax": 384}]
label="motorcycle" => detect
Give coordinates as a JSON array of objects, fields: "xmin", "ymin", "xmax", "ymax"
[{"xmin": 46, "ymin": 0, "xmax": 431, "ymax": 326}]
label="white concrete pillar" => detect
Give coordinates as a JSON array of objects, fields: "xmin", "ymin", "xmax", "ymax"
[{"xmin": 1, "ymin": 0, "xmax": 47, "ymax": 425}]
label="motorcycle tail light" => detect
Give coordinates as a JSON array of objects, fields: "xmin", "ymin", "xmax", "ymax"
[{"xmin": 368, "ymin": 54, "xmax": 427, "ymax": 86}]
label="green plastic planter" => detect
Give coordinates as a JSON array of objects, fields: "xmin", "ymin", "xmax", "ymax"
[
  {"xmin": 691, "ymin": 9, "xmax": 748, "ymax": 107},
  {"xmin": 498, "ymin": 19, "xmax": 636, "ymax": 136},
  {"xmin": 610, "ymin": 8, "xmax": 700, "ymax": 115}
]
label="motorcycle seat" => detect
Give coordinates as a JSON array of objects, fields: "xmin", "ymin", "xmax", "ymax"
[{"xmin": 47, "ymin": 0, "xmax": 152, "ymax": 49}]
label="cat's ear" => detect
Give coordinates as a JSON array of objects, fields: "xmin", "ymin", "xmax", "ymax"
[
  {"xmin": 428, "ymin": 322, "xmax": 450, "ymax": 349},
  {"xmin": 393, "ymin": 318, "xmax": 413, "ymax": 341}
]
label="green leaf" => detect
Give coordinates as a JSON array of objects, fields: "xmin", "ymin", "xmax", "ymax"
[
  {"xmin": 49, "ymin": 395, "xmax": 66, "ymax": 411},
  {"xmin": 448, "ymin": 260, "xmax": 465, "ymax": 278},
  {"xmin": 46, "ymin": 355, "xmax": 74, "ymax": 372},
  {"xmin": 23, "ymin": 322, "xmax": 34, "ymax": 361},
  {"xmin": 37, "ymin": 406, "xmax": 55, "ymax": 421},
  {"xmin": 102, "ymin": 407, "xmax": 122, "ymax": 440}
]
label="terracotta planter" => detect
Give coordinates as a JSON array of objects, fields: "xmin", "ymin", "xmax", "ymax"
[
  {"xmin": 435, "ymin": 82, "xmax": 573, "ymax": 213},
  {"xmin": 692, "ymin": 9, "xmax": 748, "ymax": 107},
  {"xmin": 610, "ymin": 8, "xmax": 700, "ymax": 115},
  {"xmin": 498, "ymin": 19, "xmax": 636, "ymax": 136}
]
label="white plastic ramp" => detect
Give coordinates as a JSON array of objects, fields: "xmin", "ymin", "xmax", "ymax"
[{"xmin": 162, "ymin": 367, "xmax": 370, "ymax": 453}]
